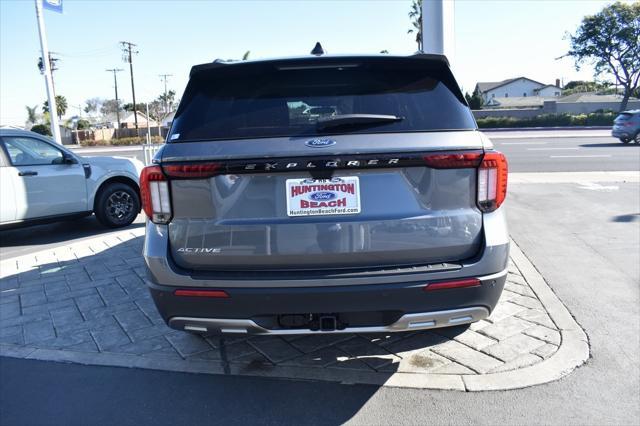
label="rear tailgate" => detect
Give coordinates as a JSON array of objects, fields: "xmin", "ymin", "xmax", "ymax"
[
  {"xmin": 162, "ymin": 132, "xmax": 485, "ymax": 271},
  {"xmin": 156, "ymin": 55, "xmax": 489, "ymax": 272}
]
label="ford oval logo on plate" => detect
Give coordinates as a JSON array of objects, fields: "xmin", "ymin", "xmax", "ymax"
[
  {"xmin": 310, "ymin": 191, "xmax": 337, "ymax": 201},
  {"xmin": 305, "ymin": 138, "xmax": 336, "ymax": 148}
]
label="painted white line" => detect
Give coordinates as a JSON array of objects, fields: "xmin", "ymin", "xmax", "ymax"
[
  {"xmin": 500, "ymin": 142, "xmax": 548, "ymax": 145},
  {"xmin": 527, "ymin": 147, "xmax": 579, "ymax": 151},
  {"xmin": 509, "ymin": 171, "xmax": 639, "ymax": 184},
  {"xmin": 549, "ymin": 155, "xmax": 612, "ymax": 158}
]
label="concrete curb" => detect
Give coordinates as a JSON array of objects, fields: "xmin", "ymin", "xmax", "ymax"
[{"xmin": 0, "ymin": 232, "xmax": 589, "ymax": 392}]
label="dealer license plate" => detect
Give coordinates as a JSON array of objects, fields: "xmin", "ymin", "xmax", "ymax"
[{"xmin": 286, "ymin": 177, "xmax": 361, "ymax": 217}]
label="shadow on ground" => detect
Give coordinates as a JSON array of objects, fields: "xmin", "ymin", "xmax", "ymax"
[
  {"xmin": 0, "ymin": 215, "xmax": 144, "ymax": 258},
  {"xmin": 579, "ymin": 142, "xmax": 640, "ymax": 148}
]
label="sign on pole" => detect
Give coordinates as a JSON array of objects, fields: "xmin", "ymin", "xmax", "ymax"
[
  {"xmin": 42, "ymin": 0, "xmax": 63, "ymax": 13},
  {"xmin": 35, "ymin": 0, "xmax": 62, "ymax": 144}
]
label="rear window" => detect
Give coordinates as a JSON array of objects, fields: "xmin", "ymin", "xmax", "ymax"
[
  {"xmin": 616, "ymin": 113, "xmax": 633, "ymax": 121},
  {"xmin": 170, "ymin": 57, "xmax": 476, "ymax": 142}
]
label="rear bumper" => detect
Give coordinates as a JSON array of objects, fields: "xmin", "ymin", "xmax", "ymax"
[
  {"xmin": 169, "ymin": 307, "xmax": 491, "ymax": 335},
  {"xmin": 612, "ymin": 129, "xmax": 634, "ymax": 139},
  {"xmin": 148, "ymin": 269, "xmax": 505, "ymax": 334}
]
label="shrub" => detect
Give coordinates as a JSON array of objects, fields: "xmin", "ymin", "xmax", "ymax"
[
  {"xmin": 476, "ymin": 112, "xmax": 617, "ymax": 128},
  {"xmin": 79, "ymin": 136, "xmax": 164, "ymax": 147},
  {"xmin": 30, "ymin": 124, "xmax": 52, "ymax": 136}
]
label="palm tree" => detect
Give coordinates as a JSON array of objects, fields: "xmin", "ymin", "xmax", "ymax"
[
  {"xmin": 408, "ymin": 0, "xmax": 423, "ymax": 51},
  {"xmin": 42, "ymin": 95, "xmax": 68, "ymax": 120},
  {"xmin": 25, "ymin": 105, "xmax": 38, "ymax": 125}
]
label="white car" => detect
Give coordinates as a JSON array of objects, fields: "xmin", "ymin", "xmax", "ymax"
[{"xmin": 0, "ymin": 128, "xmax": 143, "ymax": 229}]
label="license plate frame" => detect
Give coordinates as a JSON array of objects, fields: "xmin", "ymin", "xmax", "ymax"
[{"xmin": 286, "ymin": 177, "xmax": 361, "ymax": 217}]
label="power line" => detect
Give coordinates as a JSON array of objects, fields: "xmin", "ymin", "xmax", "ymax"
[
  {"xmin": 120, "ymin": 41, "xmax": 139, "ymax": 129},
  {"xmin": 106, "ymin": 68, "xmax": 124, "ymax": 129}
]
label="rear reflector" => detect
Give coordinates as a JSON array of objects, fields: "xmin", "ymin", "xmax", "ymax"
[
  {"xmin": 174, "ymin": 289, "xmax": 230, "ymax": 298},
  {"xmin": 424, "ymin": 278, "xmax": 481, "ymax": 291},
  {"xmin": 477, "ymin": 151, "xmax": 508, "ymax": 212},
  {"xmin": 162, "ymin": 162, "xmax": 222, "ymax": 179}
]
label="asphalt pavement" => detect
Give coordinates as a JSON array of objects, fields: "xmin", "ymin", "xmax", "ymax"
[
  {"xmin": 1, "ymin": 129, "xmax": 639, "ymax": 425},
  {"xmin": 69, "ymin": 130, "xmax": 640, "ymax": 173}
]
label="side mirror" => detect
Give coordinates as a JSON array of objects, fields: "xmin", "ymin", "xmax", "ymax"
[{"xmin": 62, "ymin": 152, "xmax": 78, "ymax": 164}]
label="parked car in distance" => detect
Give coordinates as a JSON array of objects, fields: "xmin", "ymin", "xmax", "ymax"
[
  {"xmin": 0, "ymin": 128, "xmax": 143, "ymax": 229},
  {"xmin": 612, "ymin": 109, "xmax": 640, "ymax": 143},
  {"xmin": 142, "ymin": 50, "xmax": 509, "ymax": 336}
]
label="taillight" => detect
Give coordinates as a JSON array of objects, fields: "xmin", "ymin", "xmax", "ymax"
[
  {"xmin": 140, "ymin": 165, "xmax": 172, "ymax": 224},
  {"xmin": 162, "ymin": 162, "xmax": 222, "ymax": 179},
  {"xmin": 478, "ymin": 151, "xmax": 508, "ymax": 212},
  {"xmin": 423, "ymin": 152, "xmax": 483, "ymax": 168}
]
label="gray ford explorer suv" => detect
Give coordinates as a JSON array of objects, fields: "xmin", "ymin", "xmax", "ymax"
[{"xmin": 141, "ymin": 52, "xmax": 509, "ymax": 335}]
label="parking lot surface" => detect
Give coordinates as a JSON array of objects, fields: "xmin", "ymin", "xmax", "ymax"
[{"xmin": 0, "ymin": 228, "xmax": 587, "ymax": 391}]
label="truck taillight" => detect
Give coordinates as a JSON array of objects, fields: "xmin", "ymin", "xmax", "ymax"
[
  {"xmin": 477, "ymin": 151, "xmax": 508, "ymax": 212},
  {"xmin": 140, "ymin": 166, "xmax": 172, "ymax": 224}
]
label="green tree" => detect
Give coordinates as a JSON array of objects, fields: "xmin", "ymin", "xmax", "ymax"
[
  {"xmin": 123, "ymin": 102, "xmax": 147, "ymax": 112},
  {"xmin": 407, "ymin": 0, "xmax": 423, "ymax": 51},
  {"xmin": 25, "ymin": 105, "xmax": 38, "ymax": 125},
  {"xmin": 84, "ymin": 98, "xmax": 102, "ymax": 114},
  {"xmin": 565, "ymin": 2, "xmax": 640, "ymax": 111},
  {"xmin": 76, "ymin": 119, "xmax": 91, "ymax": 130},
  {"xmin": 42, "ymin": 95, "xmax": 67, "ymax": 119},
  {"xmin": 30, "ymin": 124, "xmax": 51, "ymax": 136},
  {"xmin": 465, "ymin": 92, "xmax": 483, "ymax": 110},
  {"xmin": 100, "ymin": 99, "xmax": 122, "ymax": 116}
]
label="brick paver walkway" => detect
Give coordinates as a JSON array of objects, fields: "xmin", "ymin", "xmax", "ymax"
[{"xmin": 0, "ymin": 229, "xmax": 586, "ymax": 390}]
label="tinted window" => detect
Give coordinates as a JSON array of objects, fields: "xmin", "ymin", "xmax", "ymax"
[
  {"xmin": 3, "ymin": 137, "xmax": 63, "ymax": 166},
  {"xmin": 170, "ymin": 58, "xmax": 476, "ymax": 142}
]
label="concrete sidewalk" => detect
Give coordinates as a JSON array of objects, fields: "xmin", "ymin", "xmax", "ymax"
[{"xmin": 0, "ymin": 229, "xmax": 588, "ymax": 391}]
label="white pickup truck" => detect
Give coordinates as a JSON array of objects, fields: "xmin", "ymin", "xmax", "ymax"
[{"xmin": 0, "ymin": 128, "xmax": 143, "ymax": 229}]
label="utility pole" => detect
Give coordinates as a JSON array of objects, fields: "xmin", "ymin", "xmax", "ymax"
[
  {"xmin": 159, "ymin": 74, "xmax": 173, "ymax": 113},
  {"xmin": 34, "ymin": 0, "xmax": 61, "ymax": 144},
  {"xmin": 120, "ymin": 41, "xmax": 139, "ymax": 129},
  {"xmin": 106, "ymin": 68, "xmax": 123, "ymax": 130}
]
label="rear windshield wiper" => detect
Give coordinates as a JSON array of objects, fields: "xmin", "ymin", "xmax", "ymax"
[{"xmin": 316, "ymin": 114, "xmax": 404, "ymax": 130}]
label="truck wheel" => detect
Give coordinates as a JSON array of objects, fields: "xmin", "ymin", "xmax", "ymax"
[{"xmin": 95, "ymin": 182, "xmax": 140, "ymax": 228}]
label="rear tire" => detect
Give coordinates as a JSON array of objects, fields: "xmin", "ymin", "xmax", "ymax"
[
  {"xmin": 620, "ymin": 137, "xmax": 631, "ymax": 144},
  {"xmin": 95, "ymin": 182, "xmax": 140, "ymax": 228}
]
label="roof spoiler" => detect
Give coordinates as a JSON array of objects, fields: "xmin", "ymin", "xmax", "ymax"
[{"xmin": 189, "ymin": 52, "xmax": 450, "ymax": 78}]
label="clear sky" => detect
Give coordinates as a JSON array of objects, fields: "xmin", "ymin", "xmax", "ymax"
[{"xmin": 0, "ymin": 0, "xmax": 626, "ymax": 126}]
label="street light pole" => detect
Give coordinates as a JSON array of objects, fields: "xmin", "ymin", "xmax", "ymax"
[
  {"xmin": 421, "ymin": 0, "xmax": 455, "ymax": 65},
  {"xmin": 34, "ymin": 0, "xmax": 61, "ymax": 144}
]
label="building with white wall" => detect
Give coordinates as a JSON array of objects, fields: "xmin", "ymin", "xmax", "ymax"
[{"xmin": 475, "ymin": 77, "xmax": 562, "ymax": 103}]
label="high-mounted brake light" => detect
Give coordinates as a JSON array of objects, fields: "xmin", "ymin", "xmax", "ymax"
[
  {"xmin": 477, "ymin": 151, "xmax": 508, "ymax": 212},
  {"xmin": 162, "ymin": 163, "xmax": 222, "ymax": 179},
  {"xmin": 423, "ymin": 152, "xmax": 483, "ymax": 169},
  {"xmin": 140, "ymin": 166, "xmax": 172, "ymax": 224}
]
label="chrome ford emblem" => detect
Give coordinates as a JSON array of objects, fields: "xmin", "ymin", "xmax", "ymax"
[{"xmin": 305, "ymin": 138, "xmax": 336, "ymax": 148}]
